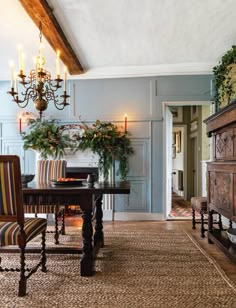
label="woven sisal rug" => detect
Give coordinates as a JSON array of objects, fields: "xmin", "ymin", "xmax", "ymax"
[{"xmin": 0, "ymin": 227, "xmax": 235, "ymax": 308}]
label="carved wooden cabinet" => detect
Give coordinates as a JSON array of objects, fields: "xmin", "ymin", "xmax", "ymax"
[{"xmin": 204, "ymin": 101, "xmax": 236, "ymax": 262}]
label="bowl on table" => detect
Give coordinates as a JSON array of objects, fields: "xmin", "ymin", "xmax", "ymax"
[
  {"xmin": 21, "ymin": 174, "xmax": 35, "ymax": 188},
  {"xmin": 226, "ymin": 228, "xmax": 236, "ymax": 244}
]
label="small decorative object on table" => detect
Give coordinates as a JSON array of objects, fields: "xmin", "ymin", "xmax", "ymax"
[
  {"xmin": 21, "ymin": 174, "xmax": 35, "ymax": 187},
  {"xmin": 226, "ymin": 228, "xmax": 236, "ymax": 244},
  {"xmin": 87, "ymin": 173, "xmax": 97, "ymax": 187}
]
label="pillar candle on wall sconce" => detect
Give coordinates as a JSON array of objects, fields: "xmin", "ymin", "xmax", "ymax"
[{"xmin": 124, "ymin": 114, "xmax": 128, "ymax": 133}]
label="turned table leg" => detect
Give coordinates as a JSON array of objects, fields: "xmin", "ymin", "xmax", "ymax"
[
  {"xmin": 80, "ymin": 209, "xmax": 94, "ymax": 276},
  {"xmin": 94, "ymin": 194, "xmax": 104, "ymax": 248}
]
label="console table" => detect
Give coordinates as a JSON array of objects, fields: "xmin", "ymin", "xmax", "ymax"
[{"xmin": 204, "ymin": 101, "xmax": 236, "ymax": 262}]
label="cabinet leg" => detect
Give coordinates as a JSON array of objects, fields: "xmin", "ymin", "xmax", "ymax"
[
  {"xmin": 200, "ymin": 213, "xmax": 205, "ymax": 238},
  {"xmin": 208, "ymin": 210, "xmax": 214, "ymax": 244},
  {"xmin": 192, "ymin": 209, "xmax": 196, "ymax": 229},
  {"xmin": 218, "ymin": 214, "xmax": 223, "ymax": 231}
]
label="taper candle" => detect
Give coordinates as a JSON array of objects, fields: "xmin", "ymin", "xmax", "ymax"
[{"xmin": 124, "ymin": 114, "xmax": 128, "ymax": 132}]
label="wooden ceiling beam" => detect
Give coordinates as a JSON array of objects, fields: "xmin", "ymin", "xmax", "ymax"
[{"xmin": 19, "ymin": 0, "xmax": 83, "ymax": 75}]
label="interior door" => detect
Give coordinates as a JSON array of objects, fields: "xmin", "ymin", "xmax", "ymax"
[{"xmin": 165, "ymin": 107, "xmax": 173, "ymax": 217}]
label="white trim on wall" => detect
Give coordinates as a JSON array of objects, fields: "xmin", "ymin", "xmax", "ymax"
[
  {"xmin": 162, "ymin": 101, "xmax": 212, "ymax": 220},
  {"xmin": 113, "ymin": 212, "xmax": 164, "ymax": 221},
  {"xmin": 68, "ymin": 63, "xmax": 214, "ymax": 80}
]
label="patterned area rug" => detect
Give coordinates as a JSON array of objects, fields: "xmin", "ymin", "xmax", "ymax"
[
  {"xmin": 170, "ymin": 198, "xmax": 200, "ymax": 218},
  {"xmin": 0, "ymin": 227, "xmax": 235, "ymax": 308}
]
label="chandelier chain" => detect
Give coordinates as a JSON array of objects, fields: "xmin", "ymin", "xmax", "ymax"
[{"xmin": 39, "ymin": 22, "xmax": 43, "ymax": 43}]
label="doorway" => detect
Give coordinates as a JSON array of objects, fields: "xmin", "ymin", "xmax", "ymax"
[{"xmin": 163, "ymin": 101, "xmax": 212, "ymax": 220}]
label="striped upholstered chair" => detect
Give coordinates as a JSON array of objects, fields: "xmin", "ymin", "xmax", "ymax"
[
  {"xmin": 24, "ymin": 160, "xmax": 67, "ymax": 244},
  {"xmin": 0, "ymin": 155, "xmax": 47, "ymax": 297}
]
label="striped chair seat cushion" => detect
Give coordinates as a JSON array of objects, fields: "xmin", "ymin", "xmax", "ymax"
[
  {"xmin": 0, "ymin": 218, "xmax": 47, "ymax": 246},
  {"xmin": 24, "ymin": 204, "xmax": 65, "ymax": 214}
]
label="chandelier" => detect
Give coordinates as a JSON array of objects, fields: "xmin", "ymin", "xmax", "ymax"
[{"xmin": 8, "ymin": 22, "xmax": 70, "ymax": 118}]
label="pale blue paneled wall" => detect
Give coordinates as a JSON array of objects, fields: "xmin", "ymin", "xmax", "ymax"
[{"xmin": 0, "ymin": 75, "xmax": 213, "ymax": 215}]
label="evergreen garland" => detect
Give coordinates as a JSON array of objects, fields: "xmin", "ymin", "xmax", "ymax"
[
  {"xmin": 213, "ymin": 45, "xmax": 236, "ymax": 110},
  {"xmin": 22, "ymin": 118, "xmax": 72, "ymax": 159},
  {"xmin": 76, "ymin": 120, "xmax": 134, "ymax": 181}
]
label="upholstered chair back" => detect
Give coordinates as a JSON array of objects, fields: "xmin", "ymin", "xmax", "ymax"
[
  {"xmin": 36, "ymin": 160, "xmax": 67, "ymax": 184},
  {"xmin": 0, "ymin": 155, "xmax": 23, "ymax": 221},
  {"xmin": 0, "ymin": 155, "xmax": 48, "ymax": 297}
]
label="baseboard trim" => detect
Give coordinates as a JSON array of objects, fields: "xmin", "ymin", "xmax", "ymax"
[
  {"xmin": 113, "ymin": 212, "xmax": 164, "ymax": 221},
  {"xmin": 103, "ymin": 210, "xmax": 114, "ymax": 221}
]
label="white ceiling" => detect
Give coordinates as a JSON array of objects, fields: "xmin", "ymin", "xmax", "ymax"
[{"xmin": 1, "ymin": 0, "xmax": 236, "ymax": 80}]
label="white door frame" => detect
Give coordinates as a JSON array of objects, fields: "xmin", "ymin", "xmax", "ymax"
[{"xmin": 162, "ymin": 101, "xmax": 211, "ymax": 220}]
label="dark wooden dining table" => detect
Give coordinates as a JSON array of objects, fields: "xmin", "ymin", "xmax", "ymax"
[{"xmin": 22, "ymin": 181, "xmax": 130, "ymax": 276}]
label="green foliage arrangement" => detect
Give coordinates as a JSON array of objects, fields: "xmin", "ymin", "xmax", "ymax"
[
  {"xmin": 213, "ymin": 45, "xmax": 236, "ymax": 110},
  {"xmin": 22, "ymin": 118, "xmax": 72, "ymax": 159},
  {"xmin": 76, "ymin": 120, "xmax": 134, "ymax": 181}
]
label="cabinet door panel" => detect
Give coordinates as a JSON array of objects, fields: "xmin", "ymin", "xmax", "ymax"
[
  {"xmin": 225, "ymin": 129, "xmax": 234, "ymax": 157},
  {"xmin": 214, "ymin": 128, "xmax": 235, "ymax": 160},
  {"xmin": 215, "ymin": 132, "xmax": 226, "ymax": 159},
  {"xmin": 209, "ymin": 170, "xmax": 233, "ymax": 217}
]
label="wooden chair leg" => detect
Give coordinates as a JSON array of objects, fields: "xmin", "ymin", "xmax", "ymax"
[
  {"xmin": 41, "ymin": 231, "xmax": 47, "ymax": 272},
  {"xmin": 54, "ymin": 213, "xmax": 59, "ymax": 245},
  {"xmin": 61, "ymin": 209, "xmax": 66, "ymax": 235},
  {"xmin": 192, "ymin": 208, "xmax": 196, "ymax": 229},
  {"xmin": 218, "ymin": 214, "xmax": 223, "ymax": 230},
  {"xmin": 19, "ymin": 245, "xmax": 27, "ymax": 297},
  {"xmin": 200, "ymin": 213, "xmax": 205, "ymax": 238}
]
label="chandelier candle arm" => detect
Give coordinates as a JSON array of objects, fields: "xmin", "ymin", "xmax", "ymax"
[{"xmin": 7, "ymin": 21, "xmax": 70, "ymax": 118}]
